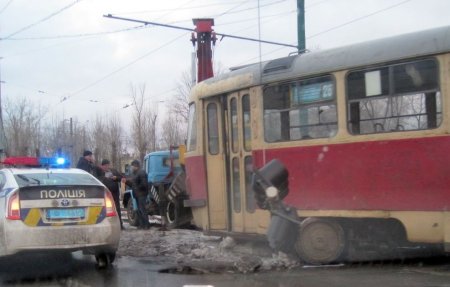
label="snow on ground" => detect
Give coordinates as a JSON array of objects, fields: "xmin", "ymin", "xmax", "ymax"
[{"xmin": 117, "ymin": 223, "xmax": 299, "ymax": 273}]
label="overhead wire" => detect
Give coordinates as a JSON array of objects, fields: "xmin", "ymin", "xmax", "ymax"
[
  {"xmin": 57, "ymin": 0, "xmax": 197, "ymax": 106},
  {"xmin": 215, "ymin": 0, "xmax": 287, "ymax": 18},
  {"xmin": 235, "ymin": 0, "xmax": 414, "ymax": 66},
  {"xmin": 2, "ymin": 37, "xmax": 92, "ymax": 58},
  {"xmin": 111, "ymin": 1, "xmax": 261, "ymax": 16},
  {"xmin": 59, "ymin": 32, "xmax": 189, "ymax": 105},
  {"xmin": 217, "ymin": 10, "xmax": 295, "ymax": 33},
  {"xmin": 0, "ymin": 0, "xmax": 14, "ymax": 15},
  {"xmin": 87, "ymin": 0, "xmax": 292, "ymax": 108},
  {"xmin": 2, "ymin": 81, "xmax": 119, "ymax": 106},
  {"xmin": 1, "ymin": 3, "xmax": 201, "ymax": 42},
  {"xmin": 215, "ymin": 0, "xmax": 254, "ymax": 18},
  {"xmin": 127, "ymin": 0, "xmax": 284, "ymax": 27},
  {"xmin": 307, "ymin": 0, "xmax": 413, "ymax": 39},
  {"xmin": 5, "ymin": 24, "xmax": 148, "ymax": 41},
  {"xmin": 221, "ymin": 0, "xmax": 327, "ymax": 36},
  {"xmin": 1, "ymin": 0, "xmax": 84, "ymax": 40},
  {"xmin": 306, "ymin": 0, "xmax": 332, "ymax": 9},
  {"xmin": 208, "ymin": 9, "xmax": 296, "ymax": 27},
  {"xmin": 154, "ymin": 0, "xmax": 197, "ymax": 21},
  {"xmin": 4, "ymin": 0, "xmax": 194, "ymax": 115}
]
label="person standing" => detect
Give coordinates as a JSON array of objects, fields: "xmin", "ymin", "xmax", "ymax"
[
  {"xmin": 76, "ymin": 150, "xmax": 95, "ymax": 174},
  {"xmin": 123, "ymin": 160, "xmax": 150, "ymax": 229},
  {"xmin": 99, "ymin": 159, "xmax": 124, "ymax": 230}
]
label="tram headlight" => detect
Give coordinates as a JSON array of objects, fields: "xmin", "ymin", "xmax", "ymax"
[{"xmin": 251, "ymin": 159, "xmax": 289, "ymax": 209}]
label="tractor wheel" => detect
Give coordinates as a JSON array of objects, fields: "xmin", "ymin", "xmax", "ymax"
[{"xmin": 126, "ymin": 199, "xmax": 139, "ymax": 227}]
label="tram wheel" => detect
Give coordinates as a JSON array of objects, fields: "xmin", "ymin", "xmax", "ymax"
[{"xmin": 295, "ymin": 217, "xmax": 346, "ymax": 265}]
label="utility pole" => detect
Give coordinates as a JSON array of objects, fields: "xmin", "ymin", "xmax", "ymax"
[
  {"xmin": 70, "ymin": 117, "xmax": 73, "ymax": 166},
  {"xmin": 191, "ymin": 52, "xmax": 197, "ymax": 85},
  {"xmin": 0, "ymin": 58, "xmax": 7, "ymax": 159},
  {"xmin": 297, "ymin": 0, "xmax": 306, "ymax": 52}
]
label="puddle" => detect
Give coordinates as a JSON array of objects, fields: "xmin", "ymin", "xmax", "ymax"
[{"xmin": 159, "ymin": 264, "xmax": 238, "ymax": 275}]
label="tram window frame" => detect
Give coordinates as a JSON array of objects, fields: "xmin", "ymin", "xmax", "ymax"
[
  {"xmin": 230, "ymin": 98, "xmax": 239, "ymax": 153},
  {"xmin": 206, "ymin": 103, "xmax": 220, "ymax": 155},
  {"xmin": 242, "ymin": 94, "xmax": 252, "ymax": 151},
  {"xmin": 187, "ymin": 103, "xmax": 197, "ymax": 152},
  {"xmin": 346, "ymin": 58, "xmax": 441, "ymax": 135},
  {"xmin": 232, "ymin": 157, "xmax": 241, "ymax": 213},
  {"xmin": 263, "ymin": 75, "xmax": 338, "ymax": 143},
  {"xmin": 244, "ymin": 156, "xmax": 255, "ymax": 213}
]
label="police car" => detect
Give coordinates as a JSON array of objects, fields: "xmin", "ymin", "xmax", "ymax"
[{"xmin": 0, "ymin": 157, "xmax": 120, "ymax": 268}]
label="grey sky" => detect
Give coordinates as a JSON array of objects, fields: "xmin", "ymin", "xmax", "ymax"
[{"xmin": 0, "ymin": 0, "xmax": 449, "ymax": 128}]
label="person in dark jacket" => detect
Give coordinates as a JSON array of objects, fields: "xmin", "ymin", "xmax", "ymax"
[
  {"xmin": 99, "ymin": 159, "xmax": 124, "ymax": 229},
  {"xmin": 76, "ymin": 150, "xmax": 95, "ymax": 174},
  {"xmin": 123, "ymin": 160, "xmax": 150, "ymax": 229}
]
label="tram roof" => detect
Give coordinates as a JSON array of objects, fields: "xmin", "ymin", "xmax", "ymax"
[{"xmin": 191, "ymin": 25, "xmax": 450, "ymax": 100}]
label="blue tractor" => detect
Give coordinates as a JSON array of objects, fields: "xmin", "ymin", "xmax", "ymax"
[{"xmin": 122, "ymin": 147, "xmax": 192, "ymax": 228}]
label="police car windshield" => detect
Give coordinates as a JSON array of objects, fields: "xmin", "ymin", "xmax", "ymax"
[{"xmin": 14, "ymin": 173, "xmax": 99, "ymax": 187}]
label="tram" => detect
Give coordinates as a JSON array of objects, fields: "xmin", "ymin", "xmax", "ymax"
[{"xmin": 183, "ymin": 25, "xmax": 450, "ymax": 264}]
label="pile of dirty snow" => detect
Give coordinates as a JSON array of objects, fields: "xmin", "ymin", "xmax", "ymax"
[{"xmin": 117, "ymin": 225, "xmax": 299, "ymax": 273}]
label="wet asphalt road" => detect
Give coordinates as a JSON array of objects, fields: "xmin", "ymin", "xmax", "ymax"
[{"xmin": 0, "ymin": 252, "xmax": 449, "ymax": 287}]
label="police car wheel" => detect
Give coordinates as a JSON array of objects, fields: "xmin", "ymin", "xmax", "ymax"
[
  {"xmin": 95, "ymin": 253, "xmax": 110, "ymax": 269},
  {"xmin": 95, "ymin": 252, "xmax": 115, "ymax": 268},
  {"xmin": 107, "ymin": 252, "xmax": 116, "ymax": 264},
  {"xmin": 126, "ymin": 200, "xmax": 139, "ymax": 227}
]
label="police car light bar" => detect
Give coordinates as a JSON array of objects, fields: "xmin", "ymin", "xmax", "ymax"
[
  {"xmin": 39, "ymin": 157, "xmax": 70, "ymax": 168},
  {"xmin": 1, "ymin": 157, "xmax": 70, "ymax": 168},
  {"xmin": 2, "ymin": 157, "xmax": 40, "ymax": 166}
]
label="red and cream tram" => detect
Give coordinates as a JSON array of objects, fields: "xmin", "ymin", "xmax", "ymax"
[{"xmin": 183, "ymin": 26, "xmax": 450, "ymax": 264}]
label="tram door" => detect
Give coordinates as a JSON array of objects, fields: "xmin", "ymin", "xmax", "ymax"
[
  {"xmin": 227, "ymin": 91, "xmax": 257, "ymax": 233},
  {"xmin": 203, "ymin": 98, "xmax": 227, "ymax": 230}
]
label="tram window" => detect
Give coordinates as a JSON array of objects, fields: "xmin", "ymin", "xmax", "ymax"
[
  {"xmin": 348, "ymin": 67, "xmax": 389, "ymax": 99},
  {"xmin": 231, "ymin": 98, "xmax": 239, "ymax": 153},
  {"xmin": 244, "ymin": 156, "xmax": 255, "ymax": 213},
  {"xmin": 263, "ymin": 75, "xmax": 337, "ymax": 142},
  {"xmin": 207, "ymin": 103, "xmax": 219, "ymax": 155},
  {"xmin": 232, "ymin": 157, "xmax": 241, "ymax": 213},
  {"xmin": 347, "ymin": 59, "xmax": 441, "ymax": 134},
  {"xmin": 187, "ymin": 104, "xmax": 197, "ymax": 151},
  {"xmin": 242, "ymin": 95, "xmax": 252, "ymax": 151}
]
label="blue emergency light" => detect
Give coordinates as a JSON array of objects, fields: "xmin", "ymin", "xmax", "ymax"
[
  {"xmin": 39, "ymin": 157, "xmax": 70, "ymax": 168},
  {"xmin": 2, "ymin": 156, "xmax": 71, "ymax": 168}
]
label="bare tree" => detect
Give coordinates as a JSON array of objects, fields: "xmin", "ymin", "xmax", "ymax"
[
  {"xmin": 89, "ymin": 115, "xmax": 108, "ymax": 166},
  {"xmin": 106, "ymin": 114, "xmax": 123, "ymax": 170},
  {"xmin": 160, "ymin": 114, "xmax": 185, "ymax": 149},
  {"xmin": 171, "ymin": 71, "xmax": 193, "ymax": 123},
  {"xmin": 169, "ymin": 65, "xmax": 224, "ymax": 139},
  {"xmin": 3, "ymin": 97, "xmax": 47, "ymax": 156},
  {"xmin": 130, "ymin": 84, "xmax": 159, "ymax": 163}
]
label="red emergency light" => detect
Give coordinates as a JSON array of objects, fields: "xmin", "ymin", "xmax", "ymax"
[
  {"xmin": 2, "ymin": 157, "xmax": 40, "ymax": 167},
  {"xmin": 1, "ymin": 156, "xmax": 69, "ymax": 167}
]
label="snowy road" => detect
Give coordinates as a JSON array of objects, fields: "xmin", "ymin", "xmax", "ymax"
[
  {"xmin": 0, "ymin": 222, "xmax": 449, "ymax": 286},
  {"xmin": 0, "ymin": 251, "xmax": 449, "ymax": 287}
]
